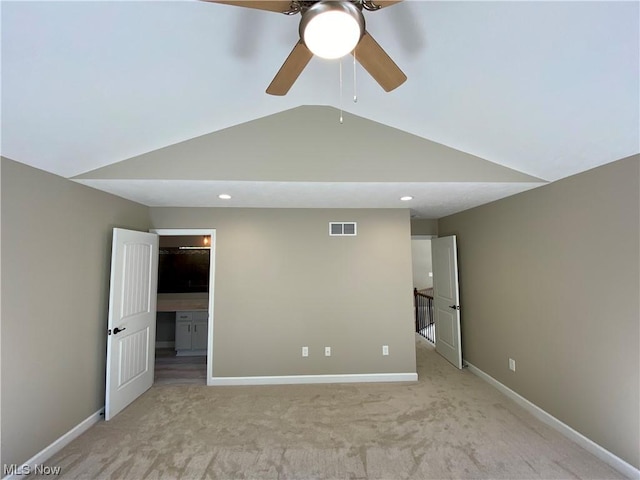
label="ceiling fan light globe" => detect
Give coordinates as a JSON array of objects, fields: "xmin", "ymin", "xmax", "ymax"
[
  {"xmin": 304, "ymin": 12, "xmax": 361, "ymax": 59},
  {"xmin": 300, "ymin": 1, "xmax": 365, "ymax": 60}
]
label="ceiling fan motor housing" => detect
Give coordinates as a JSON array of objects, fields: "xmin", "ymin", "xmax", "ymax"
[{"xmin": 299, "ymin": 1, "xmax": 366, "ymax": 59}]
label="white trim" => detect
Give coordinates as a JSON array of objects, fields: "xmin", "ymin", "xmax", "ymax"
[
  {"xmin": 2, "ymin": 409, "xmax": 103, "ymax": 480},
  {"xmin": 410, "ymin": 234, "xmax": 436, "ymax": 239},
  {"xmin": 155, "ymin": 341, "xmax": 175, "ymax": 349},
  {"xmin": 207, "ymin": 373, "xmax": 417, "ymax": 386},
  {"xmin": 150, "ymin": 228, "xmax": 216, "ymax": 383},
  {"xmin": 151, "ymin": 229, "xmax": 213, "ymax": 237},
  {"xmin": 465, "ymin": 361, "xmax": 640, "ymax": 480}
]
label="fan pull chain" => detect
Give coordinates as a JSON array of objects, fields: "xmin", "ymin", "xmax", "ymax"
[
  {"xmin": 353, "ymin": 51, "xmax": 358, "ymax": 103},
  {"xmin": 339, "ymin": 58, "xmax": 344, "ymax": 124}
]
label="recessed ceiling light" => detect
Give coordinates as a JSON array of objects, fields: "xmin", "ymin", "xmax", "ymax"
[
  {"xmin": 400, "ymin": 196, "xmax": 413, "ymax": 201},
  {"xmin": 218, "ymin": 194, "xmax": 232, "ymax": 200}
]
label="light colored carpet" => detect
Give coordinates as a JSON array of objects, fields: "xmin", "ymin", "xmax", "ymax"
[{"xmin": 31, "ymin": 338, "xmax": 625, "ymax": 479}]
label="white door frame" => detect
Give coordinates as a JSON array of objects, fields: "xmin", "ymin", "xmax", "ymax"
[{"xmin": 150, "ymin": 228, "xmax": 216, "ymax": 385}]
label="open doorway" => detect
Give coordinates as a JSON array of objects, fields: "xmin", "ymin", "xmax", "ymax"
[
  {"xmin": 411, "ymin": 235, "xmax": 435, "ymax": 343},
  {"xmin": 151, "ymin": 230, "xmax": 215, "ymax": 385}
]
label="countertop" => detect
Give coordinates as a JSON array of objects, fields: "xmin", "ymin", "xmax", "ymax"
[{"xmin": 157, "ymin": 293, "xmax": 208, "ymax": 312}]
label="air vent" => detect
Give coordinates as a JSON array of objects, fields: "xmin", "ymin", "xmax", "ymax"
[{"xmin": 329, "ymin": 222, "xmax": 357, "ymax": 236}]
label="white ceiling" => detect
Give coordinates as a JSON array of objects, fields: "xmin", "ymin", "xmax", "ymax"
[{"xmin": 2, "ymin": 0, "xmax": 639, "ymax": 218}]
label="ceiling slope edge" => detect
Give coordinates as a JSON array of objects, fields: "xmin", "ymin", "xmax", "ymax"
[{"xmin": 73, "ymin": 106, "xmax": 545, "ymax": 184}]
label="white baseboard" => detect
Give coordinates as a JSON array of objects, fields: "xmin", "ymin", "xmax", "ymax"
[
  {"xmin": 465, "ymin": 361, "xmax": 640, "ymax": 480},
  {"xmin": 208, "ymin": 372, "xmax": 418, "ymax": 386},
  {"xmin": 155, "ymin": 341, "xmax": 174, "ymax": 349},
  {"xmin": 2, "ymin": 408, "xmax": 103, "ymax": 480}
]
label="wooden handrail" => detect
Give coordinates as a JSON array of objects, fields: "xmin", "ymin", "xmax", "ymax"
[{"xmin": 414, "ymin": 288, "xmax": 434, "ymax": 299}]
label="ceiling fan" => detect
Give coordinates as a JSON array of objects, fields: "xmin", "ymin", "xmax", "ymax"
[{"xmin": 201, "ymin": 0, "xmax": 407, "ymax": 95}]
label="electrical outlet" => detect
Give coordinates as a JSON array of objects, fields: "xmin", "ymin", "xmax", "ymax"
[
  {"xmin": 509, "ymin": 358, "xmax": 516, "ymax": 372},
  {"xmin": 382, "ymin": 345, "xmax": 389, "ymax": 356},
  {"xmin": 325, "ymin": 346, "xmax": 331, "ymax": 357},
  {"xmin": 302, "ymin": 346, "xmax": 308, "ymax": 357}
]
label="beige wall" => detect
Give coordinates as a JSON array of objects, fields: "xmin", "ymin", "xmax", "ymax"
[
  {"xmin": 438, "ymin": 155, "xmax": 640, "ymax": 468},
  {"xmin": 1, "ymin": 158, "xmax": 150, "ymax": 467},
  {"xmin": 150, "ymin": 208, "xmax": 417, "ymax": 377},
  {"xmin": 76, "ymin": 106, "xmax": 541, "ymax": 184}
]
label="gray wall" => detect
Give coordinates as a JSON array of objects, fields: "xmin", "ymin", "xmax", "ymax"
[
  {"xmin": 410, "ymin": 218, "xmax": 438, "ymax": 236},
  {"xmin": 438, "ymin": 155, "xmax": 640, "ymax": 468},
  {"xmin": 156, "ymin": 312, "xmax": 176, "ymax": 343},
  {"xmin": 1, "ymin": 158, "xmax": 150, "ymax": 467},
  {"xmin": 150, "ymin": 208, "xmax": 417, "ymax": 377}
]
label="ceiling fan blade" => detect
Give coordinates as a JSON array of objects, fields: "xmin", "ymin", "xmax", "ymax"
[
  {"xmin": 370, "ymin": 1, "xmax": 403, "ymax": 9},
  {"xmin": 200, "ymin": 0, "xmax": 293, "ymax": 14},
  {"xmin": 353, "ymin": 31, "xmax": 407, "ymax": 92},
  {"xmin": 266, "ymin": 41, "xmax": 313, "ymax": 96}
]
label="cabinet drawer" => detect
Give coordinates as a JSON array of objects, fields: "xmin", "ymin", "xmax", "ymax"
[
  {"xmin": 176, "ymin": 311, "xmax": 192, "ymax": 322},
  {"xmin": 193, "ymin": 311, "xmax": 208, "ymax": 321}
]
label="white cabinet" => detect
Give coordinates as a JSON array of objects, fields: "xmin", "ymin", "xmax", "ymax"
[
  {"xmin": 175, "ymin": 320, "xmax": 193, "ymax": 351},
  {"xmin": 192, "ymin": 318, "xmax": 208, "ymax": 350},
  {"xmin": 175, "ymin": 311, "xmax": 208, "ymax": 356}
]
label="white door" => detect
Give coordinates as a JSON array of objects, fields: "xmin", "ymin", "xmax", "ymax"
[
  {"xmin": 432, "ymin": 235, "xmax": 463, "ymax": 369},
  {"xmin": 105, "ymin": 228, "xmax": 159, "ymax": 420}
]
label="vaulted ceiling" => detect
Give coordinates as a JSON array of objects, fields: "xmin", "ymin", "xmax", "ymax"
[{"xmin": 2, "ymin": 1, "xmax": 638, "ymax": 218}]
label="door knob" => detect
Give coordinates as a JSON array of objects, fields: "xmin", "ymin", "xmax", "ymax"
[
  {"xmin": 449, "ymin": 305, "xmax": 460, "ymax": 310},
  {"xmin": 113, "ymin": 327, "xmax": 127, "ymax": 334}
]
